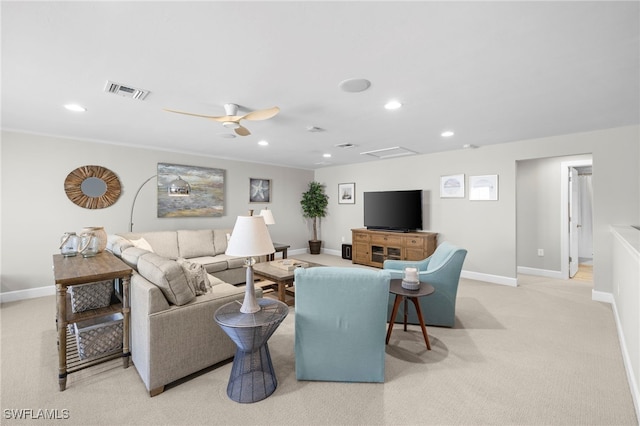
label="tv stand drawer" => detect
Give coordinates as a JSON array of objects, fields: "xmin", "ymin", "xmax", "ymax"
[{"xmin": 370, "ymin": 234, "xmax": 403, "ymax": 245}]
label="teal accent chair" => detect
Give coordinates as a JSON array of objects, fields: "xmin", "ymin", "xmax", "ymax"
[
  {"xmin": 294, "ymin": 267, "xmax": 391, "ymax": 383},
  {"xmin": 383, "ymin": 242, "xmax": 467, "ymax": 327}
]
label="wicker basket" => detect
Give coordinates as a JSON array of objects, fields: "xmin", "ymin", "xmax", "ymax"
[
  {"xmin": 69, "ymin": 280, "xmax": 113, "ymax": 313},
  {"xmin": 74, "ymin": 313, "xmax": 123, "ymax": 360}
]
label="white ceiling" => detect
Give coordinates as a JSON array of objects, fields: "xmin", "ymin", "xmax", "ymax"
[{"xmin": 2, "ymin": 1, "xmax": 639, "ymax": 170}]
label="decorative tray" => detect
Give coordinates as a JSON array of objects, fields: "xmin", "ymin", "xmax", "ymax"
[{"xmin": 270, "ymin": 259, "xmax": 309, "ymax": 271}]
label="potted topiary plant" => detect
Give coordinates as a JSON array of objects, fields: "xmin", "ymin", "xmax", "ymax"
[{"xmin": 300, "ymin": 181, "xmax": 329, "ymax": 255}]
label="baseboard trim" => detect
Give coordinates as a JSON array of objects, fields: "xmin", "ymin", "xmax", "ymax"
[
  {"xmin": 1, "ymin": 285, "xmax": 55, "ymax": 304},
  {"xmin": 592, "ymin": 289, "xmax": 614, "ymax": 304},
  {"xmin": 320, "ymin": 248, "xmax": 518, "ymax": 287},
  {"xmin": 461, "ymin": 270, "xmax": 518, "ymax": 287},
  {"xmin": 607, "ymin": 293, "xmax": 640, "ymax": 421},
  {"xmin": 517, "ymin": 266, "xmax": 565, "ymax": 280}
]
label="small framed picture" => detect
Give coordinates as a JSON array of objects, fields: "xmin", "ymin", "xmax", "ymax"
[
  {"xmin": 249, "ymin": 178, "xmax": 271, "ymax": 203},
  {"xmin": 440, "ymin": 174, "xmax": 465, "ymax": 198},
  {"xmin": 469, "ymin": 175, "xmax": 498, "ymax": 201},
  {"xmin": 338, "ymin": 183, "xmax": 355, "ymax": 204}
]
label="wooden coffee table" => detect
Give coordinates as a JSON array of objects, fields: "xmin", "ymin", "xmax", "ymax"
[{"xmin": 253, "ymin": 259, "xmax": 321, "ymax": 305}]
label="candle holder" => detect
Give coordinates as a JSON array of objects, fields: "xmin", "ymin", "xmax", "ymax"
[{"xmin": 401, "ymin": 267, "xmax": 420, "ymax": 290}]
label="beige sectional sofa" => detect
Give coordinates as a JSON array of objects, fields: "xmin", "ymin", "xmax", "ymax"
[{"xmin": 107, "ymin": 229, "xmax": 262, "ymax": 396}]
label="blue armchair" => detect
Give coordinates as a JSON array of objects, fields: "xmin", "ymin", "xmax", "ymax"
[
  {"xmin": 294, "ymin": 267, "xmax": 390, "ymax": 383},
  {"xmin": 383, "ymin": 242, "xmax": 467, "ymax": 327}
]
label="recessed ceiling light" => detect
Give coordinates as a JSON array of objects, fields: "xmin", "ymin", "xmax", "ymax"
[
  {"xmin": 441, "ymin": 131, "xmax": 455, "ymax": 137},
  {"xmin": 258, "ymin": 140, "xmax": 269, "ymax": 146},
  {"xmin": 64, "ymin": 104, "xmax": 86, "ymax": 112},
  {"xmin": 384, "ymin": 100, "xmax": 402, "ymax": 110},
  {"xmin": 323, "ymin": 153, "xmax": 332, "ymax": 158}
]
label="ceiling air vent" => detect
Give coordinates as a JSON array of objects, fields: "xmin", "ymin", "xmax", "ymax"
[
  {"xmin": 360, "ymin": 146, "xmax": 417, "ymax": 159},
  {"xmin": 335, "ymin": 143, "xmax": 357, "ymax": 149},
  {"xmin": 104, "ymin": 80, "xmax": 150, "ymax": 100}
]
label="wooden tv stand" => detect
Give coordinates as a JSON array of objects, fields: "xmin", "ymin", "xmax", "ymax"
[{"xmin": 351, "ymin": 228, "xmax": 438, "ymax": 268}]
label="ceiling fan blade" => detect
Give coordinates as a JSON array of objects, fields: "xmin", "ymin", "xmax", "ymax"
[
  {"xmin": 242, "ymin": 106, "xmax": 280, "ymax": 121},
  {"xmin": 235, "ymin": 125, "xmax": 251, "ymax": 136},
  {"xmin": 209, "ymin": 115, "xmax": 243, "ymax": 123},
  {"xmin": 164, "ymin": 108, "xmax": 226, "ymax": 120}
]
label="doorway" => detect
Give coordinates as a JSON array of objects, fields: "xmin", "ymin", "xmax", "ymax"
[{"xmin": 561, "ymin": 159, "xmax": 593, "ymax": 280}]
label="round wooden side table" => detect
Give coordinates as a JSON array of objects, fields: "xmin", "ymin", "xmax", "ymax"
[{"xmin": 385, "ymin": 279, "xmax": 435, "ymax": 350}]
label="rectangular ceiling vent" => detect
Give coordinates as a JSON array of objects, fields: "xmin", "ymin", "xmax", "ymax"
[
  {"xmin": 360, "ymin": 146, "xmax": 417, "ymax": 159},
  {"xmin": 104, "ymin": 80, "xmax": 150, "ymax": 100}
]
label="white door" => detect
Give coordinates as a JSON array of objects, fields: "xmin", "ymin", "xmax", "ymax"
[{"xmin": 569, "ymin": 167, "xmax": 579, "ymax": 277}]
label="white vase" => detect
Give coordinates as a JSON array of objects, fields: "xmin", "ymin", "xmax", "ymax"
[{"xmin": 81, "ymin": 227, "xmax": 107, "ymax": 253}]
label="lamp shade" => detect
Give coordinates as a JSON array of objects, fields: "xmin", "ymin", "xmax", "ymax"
[
  {"xmin": 258, "ymin": 209, "xmax": 275, "ymax": 225},
  {"xmin": 226, "ymin": 216, "xmax": 275, "ymax": 257},
  {"xmin": 168, "ymin": 176, "xmax": 191, "ymax": 196}
]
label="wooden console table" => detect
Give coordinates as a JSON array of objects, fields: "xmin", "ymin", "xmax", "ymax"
[
  {"xmin": 351, "ymin": 229, "xmax": 438, "ymax": 268},
  {"xmin": 52, "ymin": 251, "xmax": 132, "ymax": 391}
]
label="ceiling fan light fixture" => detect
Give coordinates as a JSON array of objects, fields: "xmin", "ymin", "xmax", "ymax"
[{"xmin": 222, "ymin": 121, "xmax": 240, "ymax": 129}]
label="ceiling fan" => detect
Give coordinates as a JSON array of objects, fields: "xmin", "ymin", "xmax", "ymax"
[{"xmin": 164, "ymin": 103, "xmax": 279, "ymax": 136}]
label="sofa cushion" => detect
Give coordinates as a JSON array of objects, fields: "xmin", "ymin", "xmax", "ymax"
[
  {"xmin": 107, "ymin": 235, "xmax": 134, "ymax": 257},
  {"xmin": 206, "ymin": 273, "xmax": 226, "ymax": 287},
  {"xmin": 140, "ymin": 232, "xmax": 180, "ymax": 259},
  {"xmin": 176, "ymin": 258, "xmax": 212, "ymax": 296},
  {"xmin": 177, "ymin": 230, "xmax": 215, "ymax": 259},
  {"xmin": 213, "ymin": 229, "xmax": 231, "ymax": 255},
  {"xmin": 137, "ymin": 253, "xmax": 196, "ymax": 306},
  {"xmin": 226, "ymin": 256, "xmax": 246, "ymax": 269},
  {"xmin": 121, "ymin": 247, "xmax": 152, "ymax": 269},
  {"xmin": 189, "ymin": 256, "xmax": 228, "ymax": 273}
]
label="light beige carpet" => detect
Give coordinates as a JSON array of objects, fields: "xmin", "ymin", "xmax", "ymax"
[{"xmin": 0, "ymin": 254, "xmax": 637, "ymax": 425}]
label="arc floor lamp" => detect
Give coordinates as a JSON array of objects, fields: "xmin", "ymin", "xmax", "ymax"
[{"xmin": 129, "ymin": 174, "xmax": 191, "ymax": 232}]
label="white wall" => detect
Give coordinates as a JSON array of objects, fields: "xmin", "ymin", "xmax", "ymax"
[
  {"xmin": 0, "ymin": 131, "xmax": 314, "ymax": 295},
  {"xmin": 516, "ymin": 154, "xmax": 592, "ymax": 272},
  {"xmin": 315, "ymin": 125, "xmax": 640, "ymax": 294}
]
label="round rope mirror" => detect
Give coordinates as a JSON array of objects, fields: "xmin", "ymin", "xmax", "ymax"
[{"xmin": 64, "ymin": 165, "xmax": 121, "ymax": 209}]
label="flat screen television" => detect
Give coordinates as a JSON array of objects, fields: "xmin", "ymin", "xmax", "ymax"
[{"xmin": 363, "ymin": 190, "xmax": 423, "ymax": 232}]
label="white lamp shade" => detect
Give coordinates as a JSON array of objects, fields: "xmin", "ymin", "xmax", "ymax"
[
  {"xmin": 226, "ymin": 216, "xmax": 275, "ymax": 257},
  {"xmin": 259, "ymin": 209, "xmax": 275, "ymax": 225}
]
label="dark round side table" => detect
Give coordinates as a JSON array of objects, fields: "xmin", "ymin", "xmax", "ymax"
[
  {"xmin": 214, "ymin": 298, "xmax": 288, "ymax": 403},
  {"xmin": 385, "ymin": 279, "xmax": 435, "ymax": 350}
]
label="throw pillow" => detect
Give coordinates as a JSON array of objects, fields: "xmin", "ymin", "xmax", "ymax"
[
  {"xmin": 131, "ymin": 237, "xmax": 154, "ymax": 252},
  {"xmin": 177, "ymin": 258, "xmax": 212, "ymax": 296},
  {"xmin": 137, "ymin": 253, "xmax": 196, "ymax": 306}
]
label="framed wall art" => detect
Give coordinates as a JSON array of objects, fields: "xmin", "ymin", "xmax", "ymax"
[
  {"xmin": 157, "ymin": 163, "xmax": 225, "ymax": 217},
  {"xmin": 440, "ymin": 174, "xmax": 465, "ymax": 198},
  {"xmin": 469, "ymin": 175, "xmax": 499, "ymax": 200},
  {"xmin": 338, "ymin": 182, "xmax": 355, "ymax": 204},
  {"xmin": 250, "ymin": 178, "xmax": 271, "ymax": 203}
]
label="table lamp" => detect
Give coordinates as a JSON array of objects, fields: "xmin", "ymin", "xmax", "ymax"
[
  {"xmin": 226, "ymin": 215, "xmax": 275, "ymax": 313},
  {"xmin": 258, "ymin": 208, "xmax": 275, "ymax": 225}
]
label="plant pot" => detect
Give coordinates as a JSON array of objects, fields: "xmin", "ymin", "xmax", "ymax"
[{"xmin": 308, "ymin": 240, "xmax": 322, "ymax": 255}]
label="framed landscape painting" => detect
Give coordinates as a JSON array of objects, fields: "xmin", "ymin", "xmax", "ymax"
[{"xmin": 157, "ymin": 163, "xmax": 224, "ymax": 217}]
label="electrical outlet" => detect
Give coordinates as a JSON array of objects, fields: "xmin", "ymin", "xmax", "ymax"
[
  {"xmin": 537, "ymin": 249, "xmax": 544, "ymax": 257},
  {"xmin": 341, "ymin": 236, "xmax": 345, "ymax": 243}
]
